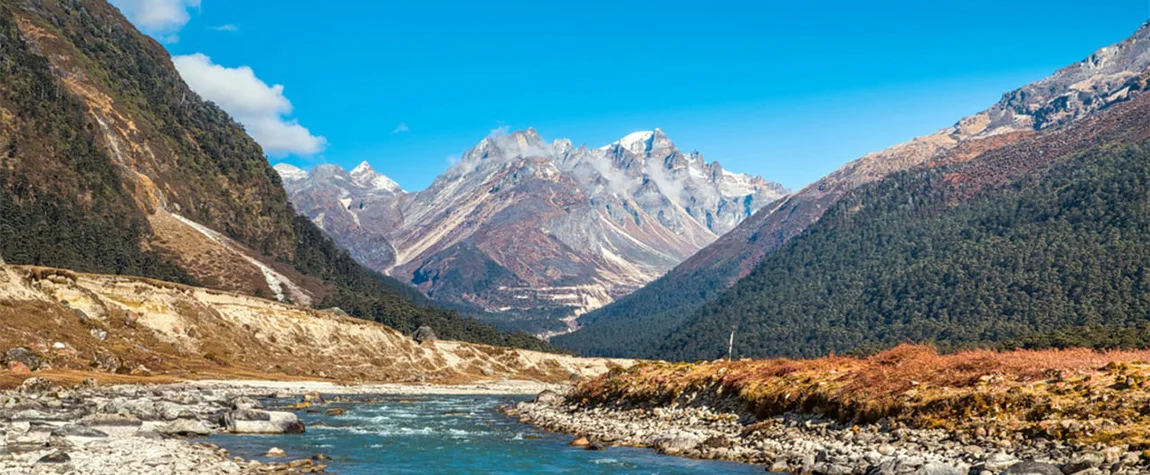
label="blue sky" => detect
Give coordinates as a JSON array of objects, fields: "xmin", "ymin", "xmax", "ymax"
[{"xmin": 116, "ymin": 0, "xmax": 1148, "ymax": 191}]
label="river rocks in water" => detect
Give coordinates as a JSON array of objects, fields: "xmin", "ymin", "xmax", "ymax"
[
  {"xmin": 3, "ymin": 348, "xmax": 42, "ymax": 372},
  {"xmin": 303, "ymin": 392, "xmax": 324, "ymax": 404},
  {"xmin": 569, "ymin": 436, "xmax": 590, "ymax": 447},
  {"xmin": 223, "ymin": 409, "xmax": 305, "ymax": 434},
  {"xmin": 265, "ymin": 447, "xmax": 287, "ymax": 457},
  {"xmin": 1001, "ymin": 461, "xmax": 1062, "ymax": 475},
  {"xmin": 324, "ymin": 408, "xmax": 345, "ymax": 417},
  {"xmin": 412, "ymin": 326, "xmax": 437, "ymax": 344},
  {"xmin": 158, "ymin": 419, "xmax": 212, "ymax": 437}
]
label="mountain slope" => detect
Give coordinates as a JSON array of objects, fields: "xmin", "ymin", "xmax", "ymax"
[
  {"xmin": 556, "ymin": 22, "xmax": 1150, "ymax": 356},
  {"xmin": 660, "ymin": 79, "xmax": 1150, "ymax": 360},
  {"xmin": 0, "ymin": 0, "xmax": 551, "ymax": 351},
  {"xmin": 280, "ymin": 128, "xmax": 787, "ymax": 333}
]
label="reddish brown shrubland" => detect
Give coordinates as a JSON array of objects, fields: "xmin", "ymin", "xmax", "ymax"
[{"xmin": 574, "ymin": 345, "xmax": 1150, "ymax": 448}]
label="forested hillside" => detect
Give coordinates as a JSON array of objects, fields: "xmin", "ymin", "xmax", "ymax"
[
  {"xmin": 557, "ymin": 22, "xmax": 1150, "ymax": 357},
  {"xmin": 654, "ymin": 92, "xmax": 1150, "ymax": 360},
  {"xmin": 0, "ymin": 0, "xmax": 552, "ymax": 352}
]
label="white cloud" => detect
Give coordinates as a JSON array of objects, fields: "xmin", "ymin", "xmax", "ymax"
[
  {"xmin": 392, "ymin": 122, "xmax": 410, "ymax": 134},
  {"xmin": 208, "ymin": 24, "xmax": 239, "ymax": 32},
  {"xmin": 110, "ymin": 0, "xmax": 201, "ymax": 41},
  {"xmin": 173, "ymin": 53, "xmax": 326, "ymax": 156}
]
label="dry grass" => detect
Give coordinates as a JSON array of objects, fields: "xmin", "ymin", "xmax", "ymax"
[{"xmin": 575, "ymin": 345, "xmax": 1150, "ymax": 448}]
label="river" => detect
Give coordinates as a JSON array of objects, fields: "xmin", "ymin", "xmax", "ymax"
[{"xmin": 211, "ymin": 394, "xmax": 765, "ymax": 474}]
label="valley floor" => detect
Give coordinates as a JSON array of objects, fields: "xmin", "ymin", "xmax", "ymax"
[{"xmin": 506, "ymin": 345, "xmax": 1150, "ymax": 475}]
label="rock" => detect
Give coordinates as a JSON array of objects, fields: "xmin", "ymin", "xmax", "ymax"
[
  {"xmin": 1062, "ymin": 454, "xmax": 1104, "ymax": 474},
  {"xmin": 535, "ymin": 390, "xmax": 564, "ymax": 405},
  {"xmin": 917, "ymin": 462, "xmax": 961, "ymax": 475},
  {"xmin": 985, "ymin": 453, "xmax": 1019, "ymax": 472},
  {"xmin": 80, "ymin": 377, "xmax": 99, "ymax": 389},
  {"xmin": 1001, "ymin": 461, "xmax": 1062, "ymax": 475},
  {"xmin": 412, "ymin": 326, "xmax": 437, "ymax": 344},
  {"xmin": 311, "ymin": 454, "xmax": 332, "ymax": 461},
  {"xmin": 81, "ymin": 413, "xmax": 143, "ymax": 427},
  {"xmin": 7, "ymin": 360, "xmax": 30, "ymax": 373},
  {"xmin": 569, "ymin": 436, "xmax": 590, "ymax": 447},
  {"xmin": 223, "ymin": 409, "xmax": 305, "ymax": 434},
  {"xmin": 37, "ymin": 451, "xmax": 70, "ymax": 464},
  {"xmin": 878, "ymin": 444, "xmax": 896, "ymax": 456},
  {"xmin": 769, "ymin": 461, "xmax": 790, "ymax": 473},
  {"xmin": 265, "ymin": 447, "xmax": 287, "ymax": 457},
  {"xmin": 49, "ymin": 424, "xmax": 108, "ymax": 438},
  {"xmin": 585, "ymin": 443, "xmax": 605, "ymax": 451},
  {"xmin": 158, "ymin": 419, "xmax": 212, "ymax": 437},
  {"xmin": 231, "ymin": 396, "xmax": 262, "ymax": 410},
  {"xmin": 303, "ymin": 391, "xmax": 323, "ymax": 403},
  {"xmin": 324, "ymin": 408, "xmax": 345, "ymax": 417},
  {"xmin": 18, "ymin": 377, "xmax": 57, "ymax": 393},
  {"xmin": 90, "ymin": 328, "xmax": 108, "ymax": 341},
  {"xmin": 3, "ymin": 347, "xmax": 42, "ymax": 371},
  {"xmin": 652, "ymin": 432, "xmax": 703, "ymax": 454}
]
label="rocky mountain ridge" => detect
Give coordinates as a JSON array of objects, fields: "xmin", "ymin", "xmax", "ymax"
[{"xmin": 279, "ymin": 128, "xmax": 787, "ymax": 333}]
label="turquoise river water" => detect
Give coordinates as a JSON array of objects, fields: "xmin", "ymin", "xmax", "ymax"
[{"xmin": 210, "ymin": 394, "xmax": 766, "ymax": 474}]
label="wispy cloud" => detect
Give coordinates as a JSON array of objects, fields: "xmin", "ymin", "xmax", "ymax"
[
  {"xmin": 173, "ymin": 53, "xmax": 326, "ymax": 156},
  {"xmin": 392, "ymin": 122, "xmax": 410, "ymax": 134},
  {"xmin": 110, "ymin": 0, "xmax": 201, "ymax": 43},
  {"xmin": 208, "ymin": 24, "xmax": 239, "ymax": 32}
]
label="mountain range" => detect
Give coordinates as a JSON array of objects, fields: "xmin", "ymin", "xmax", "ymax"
[
  {"xmin": 277, "ymin": 129, "xmax": 787, "ymax": 334},
  {"xmin": 558, "ymin": 20, "xmax": 1150, "ymax": 358},
  {"xmin": 0, "ymin": 0, "xmax": 549, "ymax": 351}
]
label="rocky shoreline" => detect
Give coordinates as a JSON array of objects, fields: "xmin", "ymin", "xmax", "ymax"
[
  {"xmin": 506, "ymin": 390, "xmax": 1149, "ymax": 475},
  {"xmin": 0, "ymin": 378, "xmax": 352, "ymax": 474}
]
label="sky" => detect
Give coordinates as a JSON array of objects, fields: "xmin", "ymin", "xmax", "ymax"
[{"xmin": 112, "ymin": 0, "xmax": 1149, "ymax": 192}]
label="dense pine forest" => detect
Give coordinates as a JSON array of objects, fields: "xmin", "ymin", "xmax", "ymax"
[{"xmin": 656, "ymin": 136, "xmax": 1150, "ymax": 360}]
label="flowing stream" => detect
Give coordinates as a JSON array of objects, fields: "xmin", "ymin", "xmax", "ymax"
[{"xmin": 211, "ymin": 394, "xmax": 765, "ymax": 474}]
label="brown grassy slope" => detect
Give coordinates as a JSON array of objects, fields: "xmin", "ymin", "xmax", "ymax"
[
  {"xmin": 0, "ymin": 265, "xmax": 632, "ymax": 390},
  {"xmin": 574, "ymin": 345, "xmax": 1150, "ymax": 448}
]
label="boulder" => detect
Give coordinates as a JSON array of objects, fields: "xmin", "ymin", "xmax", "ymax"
[
  {"xmin": 569, "ymin": 436, "xmax": 590, "ymax": 447},
  {"xmin": 49, "ymin": 425, "xmax": 108, "ymax": 438},
  {"xmin": 916, "ymin": 462, "xmax": 961, "ymax": 475},
  {"xmin": 266, "ymin": 447, "xmax": 287, "ymax": 457},
  {"xmin": 984, "ymin": 453, "xmax": 1019, "ymax": 472},
  {"xmin": 412, "ymin": 326, "xmax": 437, "ymax": 344},
  {"xmin": 1001, "ymin": 461, "xmax": 1062, "ymax": 475},
  {"xmin": 534, "ymin": 390, "xmax": 564, "ymax": 405},
  {"xmin": 1061, "ymin": 454, "xmax": 1103, "ymax": 474},
  {"xmin": 651, "ymin": 432, "xmax": 703, "ymax": 454},
  {"xmin": 158, "ymin": 419, "xmax": 212, "ymax": 437},
  {"xmin": 4, "ymin": 348, "xmax": 42, "ymax": 372},
  {"xmin": 222, "ymin": 409, "xmax": 304, "ymax": 434},
  {"xmin": 18, "ymin": 377, "xmax": 56, "ymax": 394},
  {"xmin": 37, "ymin": 451, "xmax": 70, "ymax": 464},
  {"xmin": 230, "ymin": 396, "xmax": 262, "ymax": 411}
]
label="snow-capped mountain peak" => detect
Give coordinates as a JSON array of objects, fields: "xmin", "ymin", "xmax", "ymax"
[
  {"xmin": 350, "ymin": 161, "xmax": 404, "ymax": 193},
  {"xmin": 273, "ymin": 163, "xmax": 309, "ymax": 182}
]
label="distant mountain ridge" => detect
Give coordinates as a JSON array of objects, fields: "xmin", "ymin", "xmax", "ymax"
[
  {"xmin": 278, "ymin": 128, "xmax": 787, "ymax": 334},
  {"xmin": 556, "ymin": 20, "xmax": 1150, "ymax": 356}
]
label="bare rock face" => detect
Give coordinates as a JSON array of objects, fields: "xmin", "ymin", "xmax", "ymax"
[
  {"xmin": 278, "ymin": 129, "xmax": 787, "ymax": 331},
  {"xmin": 412, "ymin": 326, "xmax": 437, "ymax": 344}
]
